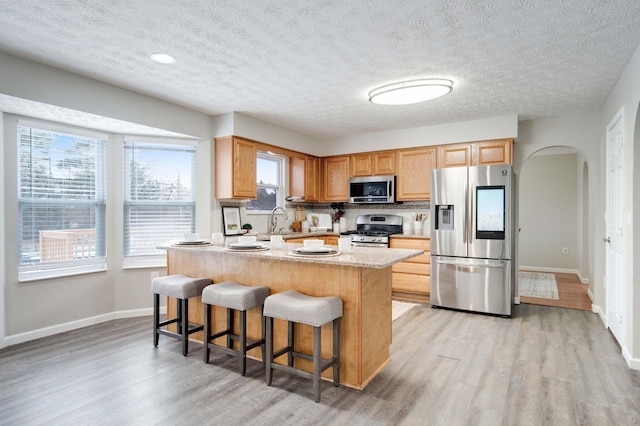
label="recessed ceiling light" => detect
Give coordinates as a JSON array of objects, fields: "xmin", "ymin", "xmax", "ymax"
[
  {"xmin": 369, "ymin": 78, "xmax": 453, "ymax": 105},
  {"xmin": 150, "ymin": 53, "xmax": 176, "ymax": 64}
]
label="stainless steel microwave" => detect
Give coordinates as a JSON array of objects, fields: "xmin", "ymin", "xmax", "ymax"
[{"xmin": 349, "ymin": 175, "xmax": 396, "ymax": 204}]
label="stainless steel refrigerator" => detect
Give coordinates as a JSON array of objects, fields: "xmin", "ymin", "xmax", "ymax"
[{"xmin": 430, "ymin": 165, "xmax": 515, "ymax": 316}]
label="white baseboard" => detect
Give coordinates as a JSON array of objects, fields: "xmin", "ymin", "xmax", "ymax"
[
  {"xmin": 519, "ymin": 266, "xmax": 578, "ymax": 275},
  {"xmin": 576, "ymin": 271, "xmax": 590, "ymax": 284},
  {"xmin": 623, "ymin": 346, "xmax": 640, "ymax": 370},
  {"xmin": 591, "ymin": 302, "xmax": 606, "ymax": 325},
  {"xmin": 3, "ymin": 306, "xmax": 165, "ymax": 347}
]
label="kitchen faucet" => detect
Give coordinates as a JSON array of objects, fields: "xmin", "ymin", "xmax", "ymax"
[{"xmin": 269, "ymin": 206, "xmax": 289, "ymax": 234}]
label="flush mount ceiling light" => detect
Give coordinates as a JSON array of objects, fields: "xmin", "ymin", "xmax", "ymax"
[
  {"xmin": 368, "ymin": 78, "xmax": 453, "ymax": 105},
  {"xmin": 150, "ymin": 52, "xmax": 176, "ymax": 64}
]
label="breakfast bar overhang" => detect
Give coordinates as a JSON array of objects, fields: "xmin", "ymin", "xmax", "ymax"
[{"xmin": 163, "ymin": 243, "xmax": 422, "ymax": 390}]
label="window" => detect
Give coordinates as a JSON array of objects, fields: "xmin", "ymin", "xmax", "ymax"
[
  {"xmin": 245, "ymin": 152, "xmax": 284, "ymax": 212},
  {"xmin": 124, "ymin": 140, "xmax": 196, "ymax": 257},
  {"xmin": 18, "ymin": 122, "xmax": 107, "ymax": 280}
]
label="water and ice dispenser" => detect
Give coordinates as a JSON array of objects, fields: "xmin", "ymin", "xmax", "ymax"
[{"xmin": 435, "ymin": 205, "xmax": 454, "ymax": 231}]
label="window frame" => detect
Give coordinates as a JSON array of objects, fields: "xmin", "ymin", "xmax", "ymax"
[
  {"xmin": 122, "ymin": 138, "xmax": 197, "ymax": 262},
  {"xmin": 245, "ymin": 151, "xmax": 285, "ymax": 214},
  {"xmin": 17, "ymin": 119, "xmax": 107, "ymax": 282}
]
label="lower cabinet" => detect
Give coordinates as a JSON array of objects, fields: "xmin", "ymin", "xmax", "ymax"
[
  {"xmin": 390, "ymin": 237, "xmax": 430, "ymax": 302},
  {"xmin": 287, "ymin": 235, "xmax": 338, "ymax": 245}
]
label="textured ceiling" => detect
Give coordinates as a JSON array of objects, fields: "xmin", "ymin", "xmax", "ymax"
[{"xmin": 0, "ymin": 0, "xmax": 639, "ymax": 139}]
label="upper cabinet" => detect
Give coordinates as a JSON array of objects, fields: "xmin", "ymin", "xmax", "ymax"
[
  {"xmin": 438, "ymin": 139, "xmax": 513, "ymax": 168},
  {"xmin": 290, "ymin": 155, "xmax": 320, "ymax": 202},
  {"xmin": 396, "ymin": 147, "xmax": 437, "ymax": 201},
  {"xmin": 473, "ymin": 138, "xmax": 513, "ymax": 166},
  {"xmin": 323, "ymin": 155, "xmax": 350, "ymax": 201},
  {"xmin": 215, "ymin": 136, "xmax": 257, "ymax": 199},
  {"xmin": 350, "ymin": 151, "xmax": 396, "ymax": 177},
  {"xmin": 437, "ymin": 143, "xmax": 472, "ymax": 168},
  {"xmin": 350, "ymin": 153, "xmax": 372, "ymax": 177},
  {"xmin": 372, "ymin": 151, "xmax": 396, "ymax": 175}
]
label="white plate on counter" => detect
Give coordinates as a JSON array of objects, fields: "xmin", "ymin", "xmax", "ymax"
[
  {"xmin": 288, "ymin": 249, "xmax": 340, "ymax": 257},
  {"xmin": 174, "ymin": 240, "xmax": 211, "ymax": 245},
  {"xmin": 228, "ymin": 243, "xmax": 267, "ymax": 250},
  {"xmin": 295, "ymin": 247, "xmax": 333, "ymax": 254}
]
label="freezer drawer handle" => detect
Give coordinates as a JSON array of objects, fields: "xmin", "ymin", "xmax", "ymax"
[{"xmin": 435, "ymin": 260, "xmax": 504, "ymax": 269}]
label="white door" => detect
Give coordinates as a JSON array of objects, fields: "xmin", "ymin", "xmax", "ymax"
[{"xmin": 605, "ymin": 108, "xmax": 624, "ymax": 345}]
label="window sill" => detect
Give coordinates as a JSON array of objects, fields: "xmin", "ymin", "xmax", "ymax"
[{"xmin": 19, "ymin": 261, "xmax": 108, "ymax": 283}]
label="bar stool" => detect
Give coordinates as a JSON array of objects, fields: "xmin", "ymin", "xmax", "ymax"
[
  {"xmin": 202, "ymin": 282, "xmax": 271, "ymax": 375},
  {"xmin": 152, "ymin": 274, "xmax": 212, "ymax": 356},
  {"xmin": 263, "ymin": 290, "xmax": 342, "ymax": 403}
]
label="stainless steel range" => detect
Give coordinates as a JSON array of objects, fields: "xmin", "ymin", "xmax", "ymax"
[{"xmin": 341, "ymin": 214, "xmax": 403, "ymax": 247}]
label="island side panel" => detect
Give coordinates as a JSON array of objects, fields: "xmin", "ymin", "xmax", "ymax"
[
  {"xmin": 360, "ymin": 266, "xmax": 393, "ymax": 388},
  {"xmin": 165, "ymin": 248, "xmax": 392, "ymax": 390}
]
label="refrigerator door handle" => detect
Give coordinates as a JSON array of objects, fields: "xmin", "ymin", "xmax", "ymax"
[
  {"xmin": 435, "ymin": 260, "xmax": 504, "ymax": 269},
  {"xmin": 463, "ymin": 181, "xmax": 468, "ymax": 244}
]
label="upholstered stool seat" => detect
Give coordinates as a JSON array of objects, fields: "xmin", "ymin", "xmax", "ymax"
[
  {"xmin": 152, "ymin": 274, "xmax": 212, "ymax": 356},
  {"xmin": 202, "ymin": 282, "xmax": 270, "ymax": 375},
  {"xmin": 263, "ymin": 290, "xmax": 342, "ymax": 402}
]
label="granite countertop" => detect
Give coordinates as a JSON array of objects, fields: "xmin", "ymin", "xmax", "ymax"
[{"xmin": 161, "ymin": 241, "xmax": 422, "ymax": 269}]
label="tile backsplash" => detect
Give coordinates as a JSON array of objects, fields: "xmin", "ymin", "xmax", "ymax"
[{"xmin": 240, "ymin": 201, "xmax": 430, "ymax": 235}]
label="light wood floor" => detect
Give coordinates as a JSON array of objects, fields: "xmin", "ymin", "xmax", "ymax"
[
  {"xmin": 520, "ymin": 272, "xmax": 592, "ymax": 311},
  {"xmin": 1, "ymin": 304, "xmax": 638, "ymax": 425}
]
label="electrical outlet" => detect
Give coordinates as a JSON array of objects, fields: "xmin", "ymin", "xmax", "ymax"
[
  {"xmin": 150, "ymin": 271, "xmax": 160, "ymax": 279},
  {"xmin": 562, "ymin": 247, "xmax": 568, "ymax": 255}
]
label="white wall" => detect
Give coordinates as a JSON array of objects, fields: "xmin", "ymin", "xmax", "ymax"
[
  {"xmin": 1, "ymin": 113, "xmax": 210, "ymax": 342},
  {"xmin": 322, "ymin": 115, "xmax": 518, "ymax": 156},
  {"xmin": 0, "ymin": 52, "xmax": 212, "ymax": 139},
  {"xmin": 516, "ymin": 114, "xmax": 600, "ymax": 294},
  {"xmin": 519, "ymin": 153, "xmax": 578, "ymax": 271},
  {"xmin": 600, "ymin": 41, "xmax": 640, "ymax": 366}
]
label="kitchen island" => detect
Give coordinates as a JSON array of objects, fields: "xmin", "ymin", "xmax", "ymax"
[{"xmin": 163, "ymin": 242, "xmax": 422, "ymax": 390}]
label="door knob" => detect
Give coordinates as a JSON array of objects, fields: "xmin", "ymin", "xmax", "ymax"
[{"xmin": 603, "ymin": 236, "xmax": 611, "ymax": 243}]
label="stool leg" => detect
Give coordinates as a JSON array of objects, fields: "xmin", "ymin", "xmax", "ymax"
[
  {"xmin": 181, "ymin": 298, "xmax": 189, "ymax": 356},
  {"xmin": 265, "ymin": 317, "xmax": 273, "ymax": 386},
  {"xmin": 333, "ymin": 318, "xmax": 340, "ymax": 387},
  {"xmin": 260, "ymin": 310, "xmax": 266, "ymax": 364},
  {"xmin": 227, "ymin": 308, "xmax": 234, "ymax": 349},
  {"xmin": 313, "ymin": 326, "xmax": 322, "ymax": 403},
  {"xmin": 204, "ymin": 303, "xmax": 211, "ymax": 363},
  {"xmin": 287, "ymin": 321, "xmax": 294, "ymax": 367},
  {"xmin": 153, "ymin": 293, "xmax": 160, "ymax": 347},
  {"xmin": 176, "ymin": 298, "xmax": 182, "ymax": 335},
  {"xmin": 239, "ymin": 310, "xmax": 247, "ymax": 376}
]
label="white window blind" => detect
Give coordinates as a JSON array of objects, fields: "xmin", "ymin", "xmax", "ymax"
[
  {"xmin": 124, "ymin": 141, "xmax": 196, "ymax": 256},
  {"xmin": 246, "ymin": 152, "xmax": 284, "ymax": 212},
  {"xmin": 18, "ymin": 123, "xmax": 107, "ymax": 279}
]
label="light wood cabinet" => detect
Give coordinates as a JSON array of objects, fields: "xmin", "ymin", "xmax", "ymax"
[
  {"xmin": 215, "ymin": 136, "xmax": 256, "ymax": 199},
  {"xmin": 287, "ymin": 235, "xmax": 338, "ymax": 245},
  {"xmin": 322, "ymin": 155, "xmax": 350, "ymax": 201},
  {"xmin": 437, "ymin": 143, "xmax": 472, "ymax": 168},
  {"xmin": 438, "ymin": 139, "xmax": 513, "ymax": 168},
  {"xmin": 290, "ymin": 155, "xmax": 320, "ymax": 202},
  {"xmin": 324, "ymin": 235, "xmax": 339, "ymax": 246},
  {"xmin": 351, "ymin": 153, "xmax": 372, "ymax": 177},
  {"xmin": 373, "ymin": 151, "xmax": 395, "ymax": 175},
  {"xmin": 390, "ymin": 237, "xmax": 430, "ymax": 302},
  {"xmin": 473, "ymin": 138, "xmax": 513, "ymax": 165},
  {"xmin": 396, "ymin": 147, "xmax": 436, "ymax": 201},
  {"xmin": 350, "ymin": 151, "xmax": 395, "ymax": 177}
]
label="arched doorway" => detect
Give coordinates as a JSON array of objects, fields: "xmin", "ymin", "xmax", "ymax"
[{"xmin": 518, "ymin": 146, "xmax": 591, "ymax": 310}]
